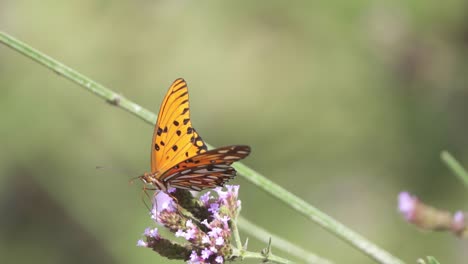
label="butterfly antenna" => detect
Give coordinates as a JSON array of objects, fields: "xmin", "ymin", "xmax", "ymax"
[{"xmin": 95, "ymin": 165, "xmax": 130, "ymax": 175}]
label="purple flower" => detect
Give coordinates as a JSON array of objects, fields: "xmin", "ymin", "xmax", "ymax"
[
  {"xmin": 208, "ymin": 203, "xmax": 220, "ymax": 214},
  {"xmin": 215, "ymin": 256, "xmax": 224, "ymax": 263},
  {"xmin": 186, "ymin": 219, "xmax": 194, "ymax": 228},
  {"xmin": 143, "ymin": 227, "xmax": 160, "ymax": 239},
  {"xmin": 214, "ymin": 187, "xmax": 228, "ymax": 200},
  {"xmin": 185, "ymin": 228, "xmax": 196, "ymax": 240},
  {"xmin": 208, "ymin": 227, "xmax": 223, "ymax": 238},
  {"xmin": 215, "ymin": 237, "xmax": 224, "ymax": 246},
  {"xmin": 153, "ymin": 191, "xmax": 176, "ymax": 215},
  {"xmin": 138, "ymin": 185, "xmax": 242, "ymax": 262},
  {"xmin": 209, "ymin": 246, "xmax": 218, "ymax": 253},
  {"xmin": 225, "ymin": 185, "xmax": 239, "ymax": 197},
  {"xmin": 202, "ymin": 235, "xmax": 210, "ymax": 244},
  {"xmin": 215, "ymin": 214, "xmax": 230, "ymax": 228},
  {"xmin": 454, "ymin": 211, "xmax": 464, "ymax": 222},
  {"xmin": 184, "ymin": 220, "xmax": 196, "ymax": 237},
  {"xmin": 200, "ymin": 192, "xmax": 213, "ymax": 205},
  {"xmin": 136, "ymin": 240, "xmax": 147, "ymax": 247},
  {"xmin": 189, "ymin": 251, "xmax": 200, "ymax": 263},
  {"xmin": 398, "ymin": 191, "xmax": 418, "ymax": 220},
  {"xmin": 453, "ymin": 211, "xmax": 465, "ymax": 231},
  {"xmin": 201, "ymin": 248, "xmax": 213, "ymax": 259},
  {"xmin": 175, "ymin": 229, "xmax": 186, "ymax": 238}
]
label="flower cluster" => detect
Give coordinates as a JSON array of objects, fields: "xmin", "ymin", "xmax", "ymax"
[
  {"xmin": 138, "ymin": 186, "xmax": 241, "ymax": 263},
  {"xmin": 397, "ymin": 191, "xmax": 468, "ymax": 237},
  {"xmin": 398, "ymin": 192, "xmax": 418, "ymax": 221}
]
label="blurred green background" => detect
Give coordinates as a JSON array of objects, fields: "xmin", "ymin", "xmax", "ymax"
[{"xmin": 1, "ymin": 1, "xmax": 468, "ymax": 263}]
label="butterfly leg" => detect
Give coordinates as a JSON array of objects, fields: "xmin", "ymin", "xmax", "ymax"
[
  {"xmin": 141, "ymin": 185, "xmax": 157, "ymax": 212},
  {"xmin": 168, "ymin": 193, "xmax": 180, "ymax": 207}
]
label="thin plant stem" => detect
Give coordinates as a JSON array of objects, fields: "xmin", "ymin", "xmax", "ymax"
[
  {"xmin": 238, "ymin": 216, "xmax": 333, "ymax": 264},
  {"xmin": 0, "ymin": 31, "xmax": 405, "ymax": 264},
  {"xmin": 243, "ymin": 250, "xmax": 292, "ymax": 264},
  {"xmin": 231, "ymin": 208, "xmax": 243, "ymax": 250},
  {"xmin": 441, "ymin": 151, "xmax": 468, "ymax": 189},
  {"xmin": 0, "ymin": 32, "xmax": 157, "ymax": 126},
  {"xmin": 232, "ymin": 247, "xmax": 292, "ymax": 264},
  {"xmin": 230, "ymin": 162, "xmax": 404, "ymax": 264}
]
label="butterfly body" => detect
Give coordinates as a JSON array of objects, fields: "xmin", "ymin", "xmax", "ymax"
[{"xmin": 139, "ymin": 78, "xmax": 250, "ymax": 192}]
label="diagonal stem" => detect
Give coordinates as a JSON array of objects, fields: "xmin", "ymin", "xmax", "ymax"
[
  {"xmin": 230, "ymin": 161, "xmax": 404, "ymax": 264},
  {"xmin": 0, "ymin": 31, "xmax": 405, "ymax": 264},
  {"xmin": 441, "ymin": 151, "xmax": 468, "ymax": 189},
  {"xmin": 232, "ymin": 247, "xmax": 292, "ymax": 264},
  {"xmin": 238, "ymin": 216, "xmax": 333, "ymax": 264}
]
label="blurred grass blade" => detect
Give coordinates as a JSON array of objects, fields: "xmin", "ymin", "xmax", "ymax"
[
  {"xmin": 238, "ymin": 216, "xmax": 333, "ymax": 264},
  {"xmin": 0, "ymin": 32, "xmax": 158, "ymax": 126},
  {"xmin": 441, "ymin": 151, "xmax": 468, "ymax": 189},
  {"xmin": 0, "ymin": 31, "xmax": 405, "ymax": 264},
  {"xmin": 417, "ymin": 256, "xmax": 441, "ymax": 264},
  {"xmin": 426, "ymin": 256, "xmax": 441, "ymax": 264}
]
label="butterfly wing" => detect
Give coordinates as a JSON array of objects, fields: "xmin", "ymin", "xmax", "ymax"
[
  {"xmin": 159, "ymin": 145, "xmax": 251, "ymax": 191},
  {"xmin": 151, "ymin": 78, "xmax": 208, "ymax": 173}
]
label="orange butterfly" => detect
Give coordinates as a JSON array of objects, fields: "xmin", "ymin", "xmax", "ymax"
[{"xmin": 139, "ymin": 78, "xmax": 251, "ymax": 192}]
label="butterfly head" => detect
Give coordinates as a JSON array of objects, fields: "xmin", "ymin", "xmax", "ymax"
[{"xmin": 138, "ymin": 172, "xmax": 167, "ymax": 191}]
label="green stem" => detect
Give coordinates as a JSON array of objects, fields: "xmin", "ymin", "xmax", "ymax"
[
  {"xmin": 441, "ymin": 151, "xmax": 468, "ymax": 189},
  {"xmin": 243, "ymin": 250, "xmax": 292, "ymax": 264},
  {"xmin": 231, "ymin": 208, "xmax": 243, "ymax": 250},
  {"xmin": 0, "ymin": 31, "xmax": 404, "ymax": 264},
  {"xmin": 232, "ymin": 248, "xmax": 292, "ymax": 264},
  {"xmin": 0, "ymin": 32, "xmax": 157, "ymax": 126},
  {"xmin": 238, "ymin": 216, "xmax": 333, "ymax": 264},
  {"xmin": 232, "ymin": 159, "xmax": 404, "ymax": 264}
]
